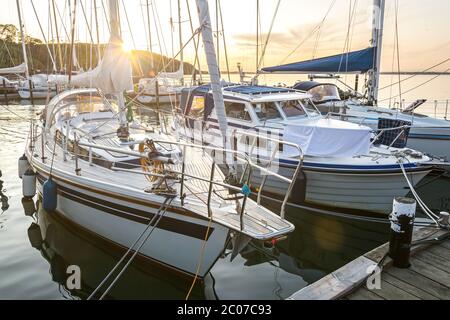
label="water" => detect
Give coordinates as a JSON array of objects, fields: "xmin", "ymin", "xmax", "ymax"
[{"xmin": 0, "ymin": 89, "xmax": 449, "ymax": 299}]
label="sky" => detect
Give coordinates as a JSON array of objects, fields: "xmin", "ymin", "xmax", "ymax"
[{"xmin": 1, "ymin": 0, "xmax": 450, "ymax": 73}]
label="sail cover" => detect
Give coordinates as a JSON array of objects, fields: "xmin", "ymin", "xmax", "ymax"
[
  {"xmin": 0, "ymin": 63, "xmax": 27, "ymax": 75},
  {"xmin": 70, "ymin": 34, "xmax": 133, "ymax": 94},
  {"xmin": 261, "ymin": 47, "xmax": 376, "ymax": 74}
]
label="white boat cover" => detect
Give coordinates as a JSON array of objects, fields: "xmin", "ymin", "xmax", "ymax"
[
  {"xmin": 70, "ymin": 34, "xmax": 133, "ymax": 94},
  {"xmin": 0, "ymin": 63, "xmax": 27, "ymax": 74},
  {"xmin": 283, "ymin": 118, "xmax": 372, "ymax": 158}
]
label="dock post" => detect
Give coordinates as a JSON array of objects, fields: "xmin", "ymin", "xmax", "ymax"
[
  {"xmin": 155, "ymin": 80, "xmax": 160, "ymax": 126},
  {"xmin": 445, "ymin": 100, "xmax": 448, "ymax": 120},
  {"xmin": 389, "ymin": 197, "xmax": 416, "ymax": 268},
  {"xmin": 2, "ymin": 79, "xmax": 8, "ymax": 104},
  {"xmin": 28, "ymin": 79, "xmax": 34, "ymax": 105}
]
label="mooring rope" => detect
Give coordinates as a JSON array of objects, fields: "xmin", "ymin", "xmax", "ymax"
[{"xmin": 88, "ymin": 196, "xmax": 173, "ymax": 300}]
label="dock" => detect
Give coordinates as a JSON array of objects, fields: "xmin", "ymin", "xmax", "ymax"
[{"xmin": 287, "ymin": 226, "xmax": 450, "ymax": 300}]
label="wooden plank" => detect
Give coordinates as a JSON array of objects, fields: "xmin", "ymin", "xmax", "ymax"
[
  {"xmin": 386, "ymin": 267, "xmax": 450, "ymax": 299},
  {"xmin": 382, "ymin": 273, "xmax": 439, "ymax": 300},
  {"xmin": 415, "ymin": 250, "xmax": 450, "ymax": 271},
  {"xmin": 427, "ymin": 245, "xmax": 450, "ymax": 260},
  {"xmin": 287, "ymin": 256, "xmax": 376, "ymax": 300},
  {"xmin": 441, "ymin": 240, "xmax": 450, "ymax": 250},
  {"xmin": 408, "ymin": 258, "xmax": 450, "ymax": 288},
  {"xmin": 373, "ymin": 280, "xmax": 421, "ymax": 300},
  {"xmin": 346, "ymin": 288, "xmax": 384, "ymax": 300}
]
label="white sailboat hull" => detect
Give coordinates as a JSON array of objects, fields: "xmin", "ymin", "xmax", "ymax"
[
  {"xmin": 35, "ymin": 172, "xmax": 228, "ymax": 278},
  {"xmin": 236, "ymin": 163, "xmax": 431, "ymax": 215},
  {"xmin": 18, "ymin": 88, "xmax": 57, "ymax": 100}
]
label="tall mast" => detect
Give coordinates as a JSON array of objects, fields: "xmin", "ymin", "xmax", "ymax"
[
  {"xmin": 146, "ymin": 0, "xmax": 154, "ymax": 69},
  {"xmin": 195, "ymin": 0, "xmax": 228, "ymax": 150},
  {"xmin": 93, "ymin": 0, "xmax": 102, "ymax": 61},
  {"xmin": 68, "ymin": 0, "xmax": 77, "ymax": 81},
  {"xmin": 178, "ymin": 0, "xmax": 184, "ymax": 85},
  {"xmin": 256, "ymin": 0, "xmax": 259, "ymax": 74},
  {"xmin": 16, "ymin": 0, "xmax": 30, "ymax": 79},
  {"xmin": 368, "ymin": 0, "xmax": 385, "ymax": 106},
  {"xmin": 52, "ymin": 0, "xmax": 63, "ymax": 72}
]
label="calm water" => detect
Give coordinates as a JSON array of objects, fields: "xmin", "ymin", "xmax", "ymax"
[{"xmin": 1, "ymin": 78, "xmax": 449, "ymax": 299}]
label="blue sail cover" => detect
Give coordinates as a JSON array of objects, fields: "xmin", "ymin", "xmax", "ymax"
[{"xmin": 262, "ymin": 47, "xmax": 376, "ymax": 74}]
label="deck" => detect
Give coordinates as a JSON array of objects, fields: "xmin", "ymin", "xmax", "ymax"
[{"xmin": 287, "ymin": 226, "xmax": 450, "ymax": 300}]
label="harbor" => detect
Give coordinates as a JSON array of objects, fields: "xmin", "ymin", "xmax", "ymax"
[{"xmin": 0, "ymin": 0, "xmax": 449, "ymax": 303}]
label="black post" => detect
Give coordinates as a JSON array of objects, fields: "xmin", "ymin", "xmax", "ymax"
[
  {"xmin": 3, "ymin": 79, "xmax": 8, "ymax": 103},
  {"xmin": 28, "ymin": 79, "xmax": 34, "ymax": 105},
  {"xmin": 155, "ymin": 80, "xmax": 160, "ymax": 126},
  {"xmin": 389, "ymin": 197, "xmax": 416, "ymax": 268}
]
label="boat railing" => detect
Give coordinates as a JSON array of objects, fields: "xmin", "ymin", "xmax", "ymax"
[
  {"xmin": 133, "ymin": 108, "xmax": 303, "ymax": 219},
  {"xmin": 28, "ymin": 121, "xmax": 296, "ymax": 229}
]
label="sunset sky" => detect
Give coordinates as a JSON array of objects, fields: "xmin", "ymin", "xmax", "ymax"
[{"xmin": 1, "ymin": 0, "xmax": 450, "ymax": 73}]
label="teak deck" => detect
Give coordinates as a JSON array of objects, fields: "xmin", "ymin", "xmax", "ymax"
[{"xmin": 287, "ymin": 226, "xmax": 450, "ymax": 300}]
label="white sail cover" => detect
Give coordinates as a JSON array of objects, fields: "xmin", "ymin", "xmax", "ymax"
[
  {"xmin": 0, "ymin": 63, "xmax": 27, "ymax": 74},
  {"xmin": 283, "ymin": 119, "xmax": 372, "ymax": 158},
  {"xmin": 70, "ymin": 34, "xmax": 133, "ymax": 94}
]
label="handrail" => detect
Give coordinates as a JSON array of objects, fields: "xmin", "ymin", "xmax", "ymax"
[{"xmin": 231, "ymin": 129, "xmax": 304, "ymax": 218}]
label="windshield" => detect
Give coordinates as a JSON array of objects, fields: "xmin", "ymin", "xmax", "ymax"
[
  {"xmin": 308, "ymin": 84, "xmax": 341, "ymax": 104},
  {"xmin": 280, "ymin": 100, "xmax": 306, "ymax": 118},
  {"xmin": 253, "ymin": 102, "xmax": 282, "ymax": 121},
  {"xmin": 300, "ymin": 99, "xmax": 321, "ymax": 116}
]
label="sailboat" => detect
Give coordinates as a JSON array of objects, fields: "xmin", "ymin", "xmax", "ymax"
[
  {"xmin": 15, "ymin": 0, "xmax": 57, "ymax": 100},
  {"xmin": 261, "ymin": 0, "xmax": 450, "ymax": 162},
  {"xmin": 176, "ymin": 83, "xmax": 434, "ymax": 215},
  {"xmin": 0, "ymin": 63, "xmax": 26, "ymax": 99},
  {"xmin": 23, "ymin": 0, "xmax": 295, "ymax": 279},
  {"xmin": 135, "ymin": 0, "xmax": 186, "ymax": 106}
]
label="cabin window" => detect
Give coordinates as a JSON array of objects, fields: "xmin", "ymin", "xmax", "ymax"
[
  {"xmin": 280, "ymin": 100, "xmax": 306, "ymax": 118},
  {"xmin": 253, "ymin": 102, "xmax": 282, "ymax": 121},
  {"xmin": 308, "ymin": 84, "xmax": 341, "ymax": 104},
  {"xmin": 225, "ymin": 101, "xmax": 252, "ymax": 121}
]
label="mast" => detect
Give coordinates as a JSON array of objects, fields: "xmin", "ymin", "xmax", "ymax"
[
  {"xmin": 367, "ymin": 0, "xmax": 385, "ymax": 106},
  {"xmin": 68, "ymin": 0, "xmax": 77, "ymax": 81},
  {"xmin": 93, "ymin": 0, "xmax": 101, "ymax": 61},
  {"xmin": 52, "ymin": 0, "xmax": 63, "ymax": 72},
  {"xmin": 178, "ymin": 0, "xmax": 184, "ymax": 85},
  {"xmin": 256, "ymin": 0, "xmax": 259, "ymax": 74},
  {"xmin": 146, "ymin": 0, "xmax": 154, "ymax": 70},
  {"xmin": 108, "ymin": 0, "xmax": 128, "ymax": 135},
  {"xmin": 195, "ymin": 0, "xmax": 228, "ymax": 150},
  {"xmin": 16, "ymin": 0, "xmax": 30, "ymax": 79}
]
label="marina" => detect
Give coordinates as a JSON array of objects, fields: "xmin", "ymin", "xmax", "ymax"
[{"xmin": 0, "ymin": 0, "xmax": 449, "ymax": 303}]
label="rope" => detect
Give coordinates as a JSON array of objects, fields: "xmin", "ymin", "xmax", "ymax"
[
  {"xmin": 397, "ymin": 159, "xmax": 439, "ymax": 224},
  {"xmin": 139, "ymin": 139, "xmax": 164, "ymax": 183},
  {"xmin": 185, "ymin": 216, "xmax": 213, "ymax": 300},
  {"xmin": 88, "ymin": 197, "xmax": 173, "ymax": 300}
]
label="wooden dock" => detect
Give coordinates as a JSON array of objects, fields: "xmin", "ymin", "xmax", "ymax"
[{"xmin": 287, "ymin": 226, "xmax": 450, "ymax": 300}]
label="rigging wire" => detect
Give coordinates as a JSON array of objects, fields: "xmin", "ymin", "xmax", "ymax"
[
  {"xmin": 278, "ymin": 0, "xmax": 336, "ymax": 65},
  {"xmin": 256, "ymin": 0, "xmax": 282, "ymax": 71}
]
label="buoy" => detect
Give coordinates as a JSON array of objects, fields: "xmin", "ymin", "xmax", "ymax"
[
  {"xmin": 27, "ymin": 223, "xmax": 43, "ymax": 250},
  {"xmin": 22, "ymin": 169, "xmax": 36, "ymax": 199},
  {"xmin": 22, "ymin": 197, "xmax": 37, "ymax": 217},
  {"xmin": 42, "ymin": 178, "xmax": 57, "ymax": 212},
  {"xmin": 18, "ymin": 154, "xmax": 29, "ymax": 179}
]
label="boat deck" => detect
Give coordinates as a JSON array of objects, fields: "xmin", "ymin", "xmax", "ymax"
[
  {"xmin": 287, "ymin": 226, "xmax": 450, "ymax": 300},
  {"xmin": 30, "ymin": 132, "xmax": 293, "ymax": 240}
]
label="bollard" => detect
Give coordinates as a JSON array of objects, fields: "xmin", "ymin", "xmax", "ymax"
[
  {"xmin": 439, "ymin": 212, "xmax": 450, "ymax": 229},
  {"xmin": 3, "ymin": 78, "xmax": 8, "ymax": 103},
  {"xmin": 389, "ymin": 197, "xmax": 416, "ymax": 268}
]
